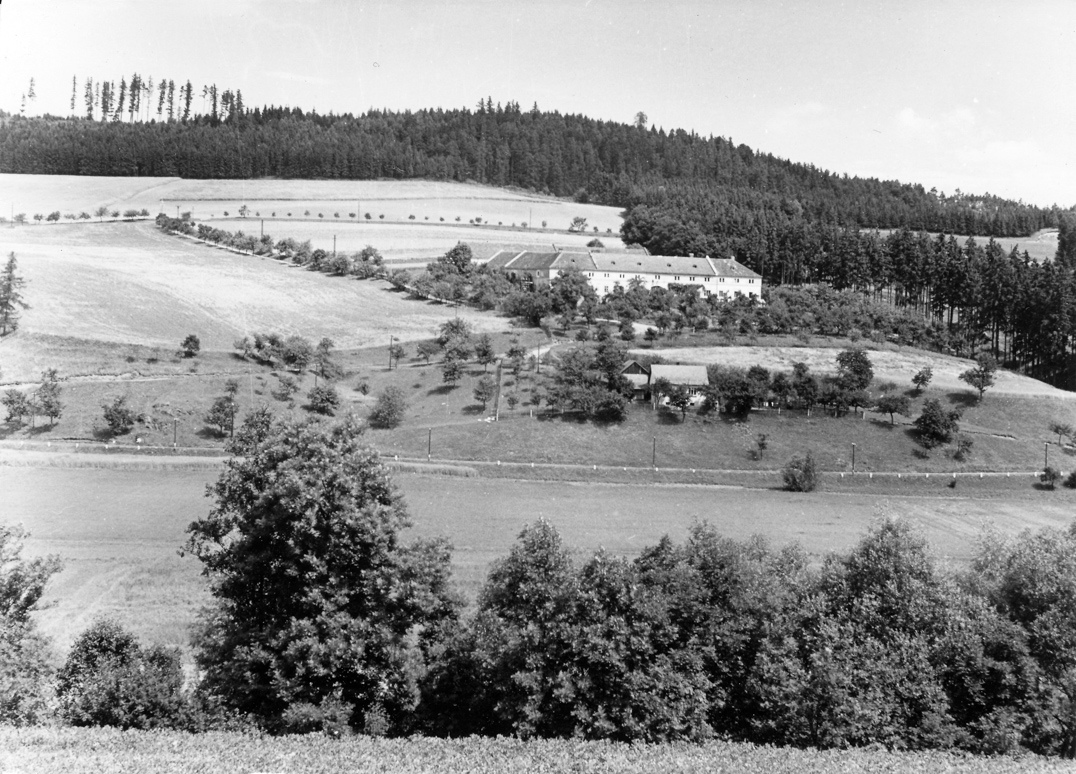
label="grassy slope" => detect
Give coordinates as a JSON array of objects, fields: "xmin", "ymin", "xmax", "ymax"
[
  {"xmin": 7, "ymin": 457, "xmax": 1074, "ymax": 651},
  {"xmin": 2, "ymin": 727, "xmax": 1071, "ymax": 774}
]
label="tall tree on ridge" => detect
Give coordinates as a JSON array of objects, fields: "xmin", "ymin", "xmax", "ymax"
[
  {"xmin": 83, "ymin": 77, "xmax": 94, "ymax": 120},
  {"xmin": 115, "ymin": 77, "xmax": 127, "ymax": 121}
]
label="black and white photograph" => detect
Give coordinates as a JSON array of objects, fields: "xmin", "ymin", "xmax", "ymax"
[{"xmin": 2, "ymin": 1, "xmax": 1076, "ymax": 770}]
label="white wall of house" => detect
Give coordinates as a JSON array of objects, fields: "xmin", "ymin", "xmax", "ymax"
[{"xmin": 584, "ymin": 271, "xmax": 761, "ymax": 299}]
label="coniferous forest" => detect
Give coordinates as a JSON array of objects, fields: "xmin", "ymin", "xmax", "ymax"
[{"xmin": 3, "ymin": 87, "xmax": 1076, "ymax": 385}]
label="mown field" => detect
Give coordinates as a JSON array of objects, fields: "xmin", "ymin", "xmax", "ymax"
[
  {"xmin": 205, "ymin": 217, "xmax": 624, "ymax": 264},
  {"xmin": 4, "ymin": 727, "xmax": 1072, "ymax": 774},
  {"xmin": 0, "ymin": 221, "xmax": 510, "ymax": 361},
  {"xmin": 5, "ymin": 454, "xmax": 1075, "ymax": 652},
  {"xmin": 0, "ymin": 174, "xmax": 625, "ymax": 234}
]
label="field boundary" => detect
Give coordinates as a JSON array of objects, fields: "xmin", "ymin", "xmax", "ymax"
[{"xmin": 0, "ymin": 439, "xmax": 1061, "ymax": 494}]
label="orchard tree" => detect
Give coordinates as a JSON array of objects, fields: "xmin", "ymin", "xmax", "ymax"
[
  {"xmin": 416, "ymin": 340, "xmax": 440, "ymax": 364},
  {"xmin": 959, "ymin": 353, "xmax": 998, "ymax": 401},
  {"xmin": 473, "ymin": 375, "xmax": 496, "ymax": 409},
  {"xmin": 180, "ymin": 334, "xmax": 201, "ymax": 358},
  {"xmin": 441, "ymin": 354, "xmax": 465, "ymax": 385},
  {"xmin": 185, "ymin": 415, "xmax": 458, "ymax": 734},
  {"xmin": 1050, "ymin": 421, "xmax": 1074, "ymax": 447},
  {"xmin": 35, "ymin": 369, "xmax": 63, "ymax": 425},
  {"xmin": 667, "ymin": 385, "xmax": 692, "ymax": 421},
  {"xmin": 836, "ymin": 348, "xmax": 874, "ymax": 391},
  {"xmin": 368, "ymin": 386, "xmax": 407, "ymax": 429},
  {"xmin": 2, "ymin": 390, "xmax": 32, "ymax": 425},
  {"xmin": 0, "ymin": 253, "xmax": 29, "ymax": 336},
  {"xmin": 874, "ymin": 394, "xmax": 911, "ymax": 426},
  {"xmin": 474, "ymin": 334, "xmax": 496, "ymax": 371},
  {"xmin": 205, "ymin": 394, "xmax": 238, "ymax": 437},
  {"xmin": 912, "ymin": 366, "xmax": 933, "ymax": 394}
]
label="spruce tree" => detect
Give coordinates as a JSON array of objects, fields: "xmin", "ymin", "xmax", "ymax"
[{"xmin": 0, "ymin": 253, "xmax": 29, "ymax": 336}]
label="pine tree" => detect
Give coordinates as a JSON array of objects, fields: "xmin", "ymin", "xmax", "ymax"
[
  {"xmin": 115, "ymin": 78, "xmax": 126, "ymax": 121},
  {"xmin": 0, "ymin": 252, "xmax": 29, "ymax": 336},
  {"xmin": 83, "ymin": 77, "xmax": 94, "ymax": 120}
]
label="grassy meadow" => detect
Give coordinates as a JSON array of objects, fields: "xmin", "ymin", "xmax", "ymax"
[
  {"xmin": 4, "ymin": 726, "xmax": 1073, "ymax": 774},
  {"xmin": 6, "ymin": 454, "xmax": 1076, "ymax": 653}
]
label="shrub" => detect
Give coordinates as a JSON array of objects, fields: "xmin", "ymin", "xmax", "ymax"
[
  {"xmin": 180, "ymin": 333, "xmax": 200, "ymax": 358},
  {"xmin": 953, "ymin": 435, "xmax": 974, "ymax": 462},
  {"xmin": 365, "ymin": 213, "xmax": 372, "ymax": 220},
  {"xmin": 1041, "ymin": 466, "xmax": 1061, "ymax": 490},
  {"xmin": 914, "ymin": 399, "xmax": 961, "ymax": 449},
  {"xmin": 368, "ymin": 386, "xmax": 407, "ymax": 428},
  {"xmin": 57, "ymin": 618, "xmax": 188, "ymax": 730},
  {"xmin": 102, "ymin": 395, "xmax": 136, "ymax": 435},
  {"xmin": 1065, "ymin": 470, "xmax": 1076, "ymax": 489},
  {"xmin": 782, "ymin": 452, "xmax": 818, "ymax": 492},
  {"xmin": 273, "ymin": 374, "xmax": 299, "ymax": 401},
  {"xmin": 307, "ymin": 385, "xmax": 341, "ymax": 415},
  {"xmin": 379, "ymin": 214, "xmax": 385, "ymax": 220}
]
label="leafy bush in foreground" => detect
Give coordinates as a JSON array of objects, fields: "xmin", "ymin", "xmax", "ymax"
[{"xmin": 57, "ymin": 619, "xmax": 189, "ymax": 730}]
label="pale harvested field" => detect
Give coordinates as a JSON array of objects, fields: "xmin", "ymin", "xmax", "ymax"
[
  {"xmin": 875, "ymin": 228, "xmax": 1059, "ymax": 264},
  {"xmin": 643, "ymin": 345, "xmax": 1075, "ymax": 399},
  {"xmin": 5, "ymin": 458, "xmax": 1074, "ymax": 652},
  {"xmin": 0, "ymin": 221, "xmax": 509, "ymax": 362},
  {"xmin": 209, "ymin": 218, "xmax": 624, "ymax": 262},
  {"xmin": 0, "ymin": 175, "xmax": 625, "ymax": 234}
]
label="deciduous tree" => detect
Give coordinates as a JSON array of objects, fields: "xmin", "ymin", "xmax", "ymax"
[{"xmin": 186, "ymin": 415, "xmax": 458, "ymax": 733}]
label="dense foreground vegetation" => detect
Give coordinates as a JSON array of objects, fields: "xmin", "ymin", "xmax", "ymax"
[
  {"xmin": 6, "ymin": 412, "xmax": 1076, "ymax": 759},
  {"xmin": 3, "ymin": 728, "xmax": 1073, "ymax": 774}
]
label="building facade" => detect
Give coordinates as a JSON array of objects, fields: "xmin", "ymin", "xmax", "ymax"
[{"xmin": 486, "ymin": 250, "xmax": 762, "ymax": 299}]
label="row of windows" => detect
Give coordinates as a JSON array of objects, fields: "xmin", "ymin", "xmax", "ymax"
[{"xmin": 587, "ymin": 273, "xmax": 755, "ymax": 284}]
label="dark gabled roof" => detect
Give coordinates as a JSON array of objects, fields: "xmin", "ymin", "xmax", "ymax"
[
  {"xmin": 487, "ymin": 250, "xmax": 597, "ymax": 272},
  {"xmin": 650, "ymin": 364, "xmax": 709, "ymax": 386}
]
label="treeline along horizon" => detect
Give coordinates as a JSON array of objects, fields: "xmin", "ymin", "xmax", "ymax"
[{"xmin": 0, "ymin": 94, "xmax": 1063, "ymax": 239}]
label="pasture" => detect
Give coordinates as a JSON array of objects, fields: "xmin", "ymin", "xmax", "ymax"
[{"xmin": 6, "ymin": 456, "xmax": 1075, "ymax": 653}]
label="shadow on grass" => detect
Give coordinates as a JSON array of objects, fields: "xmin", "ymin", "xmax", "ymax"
[
  {"xmin": 461, "ymin": 404, "xmax": 486, "ymax": 415},
  {"xmin": 196, "ymin": 426, "xmax": 227, "ymax": 441},
  {"xmin": 426, "ymin": 384, "xmax": 457, "ymax": 396},
  {"xmin": 656, "ymin": 410, "xmax": 686, "ymax": 425},
  {"xmin": 870, "ymin": 417, "xmax": 899, "ymax": 430},
  {"xmin": 945, "ymin": 391, "xmax": 979, "ymax": 409}
]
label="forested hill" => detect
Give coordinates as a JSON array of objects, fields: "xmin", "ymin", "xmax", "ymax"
[{"xmin": 0, "ymin": 100, "xmax": 1060, "ymax": 238}]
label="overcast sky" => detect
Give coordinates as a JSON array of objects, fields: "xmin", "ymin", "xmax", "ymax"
[{"xmin": 1, "ymin": 0, "xmax": 1072, "ymax": 208}]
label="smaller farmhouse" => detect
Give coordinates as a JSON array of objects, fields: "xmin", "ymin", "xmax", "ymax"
[
  {"xmin": 620, "ymin": 360, "xmax": 651, "ymax": 401},
  {"xmin": 649, "ymin": 364, "xmax": 709, "ymax": 396},
  {"xmin": 486, "ymin": 250, "xmax": 762, "ymax": 299}
]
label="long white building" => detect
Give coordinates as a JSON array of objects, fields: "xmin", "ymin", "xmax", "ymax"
[{"xmin": 486, "ymin": 249, "xmax": 762, "ymax": 299}]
